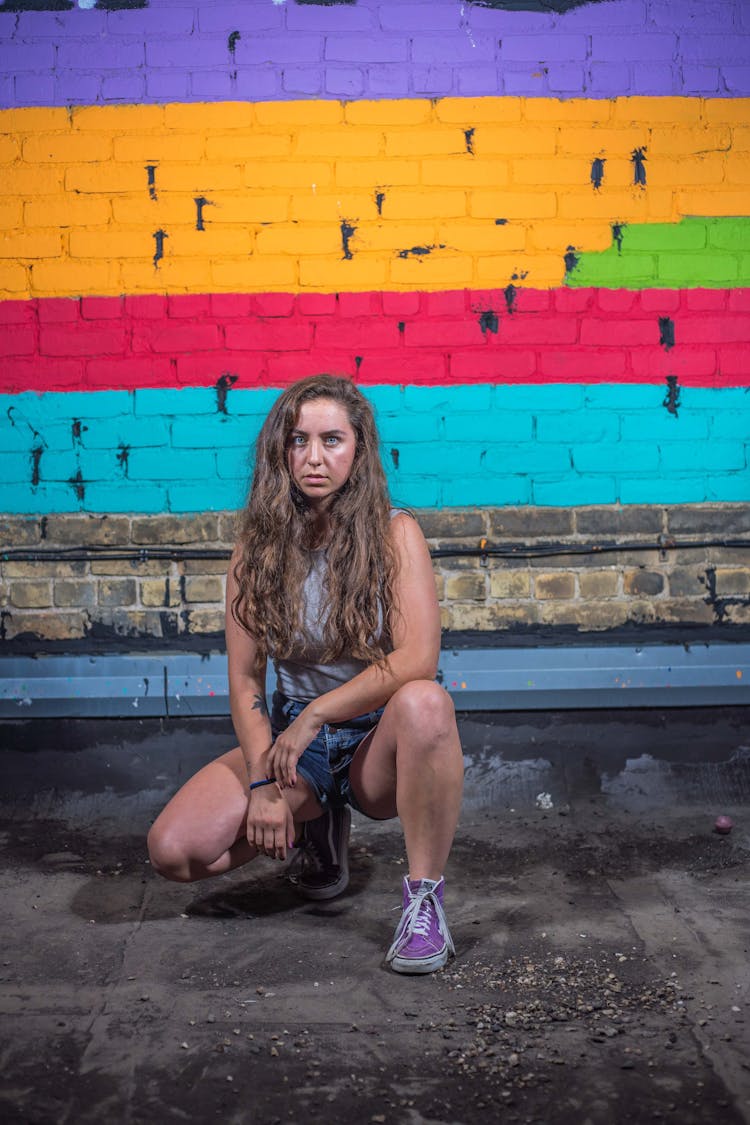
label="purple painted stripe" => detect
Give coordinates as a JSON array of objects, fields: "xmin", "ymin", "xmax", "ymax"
[{"xmin": 1, "ymin": 0, "xmax": 749, "ymax": 108}]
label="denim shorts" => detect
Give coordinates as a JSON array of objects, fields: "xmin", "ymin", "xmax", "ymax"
[{"xmin": 270, "ymin": 690, "xmax": 384, "ymax": 815}]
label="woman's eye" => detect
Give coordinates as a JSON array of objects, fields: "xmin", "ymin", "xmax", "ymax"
[
  {"xmin": 291, "ymin": 435, "xmax": 306, "ymax": 446},
  {"xmin": 324, "ymin": 436, "xmax": 339, "ymax": 445}
]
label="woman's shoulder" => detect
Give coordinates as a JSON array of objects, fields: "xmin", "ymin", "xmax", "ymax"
[{"xmin": 388, "ymin": 509, "xmax": 429, "ymax": 556}]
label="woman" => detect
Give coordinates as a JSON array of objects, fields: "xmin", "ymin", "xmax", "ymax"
[{"xmin": 148, "ymin": 375, "xmax": 464, "ymax": 974}]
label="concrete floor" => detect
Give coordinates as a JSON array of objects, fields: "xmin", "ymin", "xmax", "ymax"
[{"xmin": 1, "ymin": 707, "xmax": 749, "ymax": 1125}]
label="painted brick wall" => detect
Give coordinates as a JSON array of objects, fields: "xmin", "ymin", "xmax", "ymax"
[{"xmin": 0, "ymin": 0, "xmax": 749, "ymax": 648}]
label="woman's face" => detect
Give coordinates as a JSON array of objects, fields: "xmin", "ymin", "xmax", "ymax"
[{"xmin": 287, "ymin": 397, "xmax": 357, "ymax": 508}]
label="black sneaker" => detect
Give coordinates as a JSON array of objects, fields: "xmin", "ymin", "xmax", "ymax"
[{"xmin": 288, "ymin": 805, "xmax": 351, "ymax": 900}]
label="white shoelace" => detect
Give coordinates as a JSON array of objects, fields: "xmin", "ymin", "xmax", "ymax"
[{"xmin": 386, "ymin": 882, "xmax": 456, "ymax": 962}]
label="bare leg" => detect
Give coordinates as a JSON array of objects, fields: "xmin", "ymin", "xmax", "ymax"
[
  {"xmin": 348, "ymin": 680, "xmax": 463, "ymax": 881},
  {"xmin": 147, "ymin": 746, "xmax": 322, "ymax": 883}
]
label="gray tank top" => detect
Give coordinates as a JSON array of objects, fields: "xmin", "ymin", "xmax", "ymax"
[{"xmin": 273, "ymin": 511, "xmax": 404, "ymax": 702}]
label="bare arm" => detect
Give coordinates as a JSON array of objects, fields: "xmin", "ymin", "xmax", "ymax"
[
  {"xmin": 226, "ymin": 551, "xmax": 296, "ymax": 859},
  {"xmin": 225, "ymin": 548, "xmax": 274, "ymax": 784}
]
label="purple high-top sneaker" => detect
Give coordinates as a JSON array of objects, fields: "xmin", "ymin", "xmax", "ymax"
[{"xmin": 386, "ymin": 876, "xmax": 455, "ymax": 974}]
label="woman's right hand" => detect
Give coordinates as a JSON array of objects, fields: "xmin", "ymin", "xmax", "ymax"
[{"xmin": 246, "ymin": 785, "xmax": 295, "ymax": 862}]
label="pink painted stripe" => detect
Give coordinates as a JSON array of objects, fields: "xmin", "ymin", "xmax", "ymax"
[{"xmin": 1, "ymin": 288, "xmax": 748, "ymax": 393}]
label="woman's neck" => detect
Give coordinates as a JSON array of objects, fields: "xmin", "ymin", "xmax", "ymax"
[{"xmin": 308, "ymin": 510, "xmax": 331, "ymax": 550}]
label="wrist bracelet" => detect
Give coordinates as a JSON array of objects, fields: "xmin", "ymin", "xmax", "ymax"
[{"xmin": 249, "ymin": 777, "xmax": 277, "ymax": 791}]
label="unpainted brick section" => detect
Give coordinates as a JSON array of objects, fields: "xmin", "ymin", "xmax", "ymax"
[
  {"xmin": 0, "ymin": 506, "xmax": 748, "ymax": 643},
  {"xmin": 9, "ymin": 580, "xmax": 52, "ymax": 609},
  {"xmin": 54, "ymin": 579, "xmax": 96, "ymax": 609},
  {"xmin": 534, "ymin": 573, "xmax": 577, "ymax": 600},
  {"xmin": 183, "ymin": 575, "xmax": 225, "ymax": 603},
  {"xmin": 578, "ymin": 570, "xmax": 620, "ymax": 598},
  {"xmin": 623, "ymin": 569, "xmax": 666, "ymax": 596},
  {"xmin": 444, "ymin": 573, "xmax": 487, "ymax": 601}
]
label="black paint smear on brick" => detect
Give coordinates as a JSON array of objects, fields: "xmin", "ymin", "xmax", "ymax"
[
  {"xmin": 216, "ymin": 374, "xmax": 238, "ymax": 415},
  {"xmin": 161, "ymin": 612, "xmax": 181, "ymax": 638},
  {"xmin": 0, "ymin": 610, "xmax": 9, "ymax": 643},
  {"xmin": 590, "ymin": 156, "xmax": 605, "ymax": 190},
  {"xmin": 504, "ymin": 284, "xmax": 517, "ymax": 314},
  {"xmin": 663, "ymin": 375, "xmax": 680, "ymax": 417},
  {"xmin": 179, "ymin": 575, "xmax": 187, "ymax": 604},
  {"xmin": 72, "ymin": 418, "xmax": 84, "ymax": 445},
  {"xmin": 397, "ymin": 244, "xmax": 445, "ymax": 258},
  {"xmin": 511, "ymin": 270, "xmax": 528, "ymax": 280},
  {"xmin": 479, "ymin": 310, "xmax": 499, "ymax": 334},
  {"xmin": 68, "ymin": 470, "xmax": 86, "ymax": 503},
  {"xmin": 340, "ymin": 220, "xmax": 356, "ymax": 259},
  {"xmin": 375, "ymin": 191, "xmax": 385, "ymax": 215},
  {"xmin": 0, "ymin": 0, "xmax": 73, "ymax": 7},
  {"xmin": 398, "ymin": 321, "xmax": 405, "ymax": 333},
  {"xmin": 464, "ymin": 128, "xmax": 475, "ymax": 155},
  {"xmin": 468, "ymin": 1, "xmax": 605, "ymax": 10},
  {"xmin": 0, "ymin": 0, "xmax": 80, "ymax": 7},
  {"xmin": 659, "ymin": 317, "xmax": 675, "ymax": 351},
  {"xmin": 701, "ymin": 568, "xmax": 749, "ymax": 625},
  {"xmin": 612, "ymin": 223, "xmax": 625, "ymax": 253},
  {"xmin": 145, "ymin": 165, "xmax": 157, "ymax": 201},
  {"xmin": 390, "ymin": 448, "xmax": 400, "ymax": 469},
  {"xmin": 632, "ymin": 147, "xmax": 647, "ymax": 187},
  {"xmin": 116, "ymin": 444, "xmax": 130, "ymax": 476},
  {"xmin": 495, "ymin": 218, "xmax": 508, "ymax": 225},
  {"xmin": 9, "ymin": 619, "xmax": 750, "ymax": 655},
  {"xmin": 40, "ymin": 516, "xmax": 47, "ymax": 541},
  {"xmin": 355, "ymin": 356, "xmax": 363, "ymax": 372},
  {"xmin": 564, "ymin": 245, "xmax": 580, "ymax": 274},
  {"xmin": 153, "ymin": 230, "xmax": 167, "ymax": 267},
  {"xmin": 95, "ymin": 0, "xmax": 148, "ymax": 9},
  {"xmin": 228, "ymin": 31, "xmax": 240, "ymax": 55},
  {"xmin": 30, "ymin": 445, "xmax": 43, "ymax": 489},
  {"xmin": 194, "ymin": 197, "xmax": 212, "ymax": 232}
]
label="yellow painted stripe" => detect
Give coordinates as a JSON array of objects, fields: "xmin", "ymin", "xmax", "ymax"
[{"xmin": 0, "ymin": 97, "xmax": 748, "ymax": 298}]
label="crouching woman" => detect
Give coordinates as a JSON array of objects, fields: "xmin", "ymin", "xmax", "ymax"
[{"xmin": 148, "ymin": 374, "xmax": 464, "ymax": 973}]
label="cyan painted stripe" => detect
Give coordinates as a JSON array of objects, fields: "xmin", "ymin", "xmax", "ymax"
[{"xmin": 0, "ymin": 384, "xmax": 747, "ymax": 513}]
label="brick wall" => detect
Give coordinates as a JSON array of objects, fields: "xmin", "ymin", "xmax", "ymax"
[
  {"xmin": 2, "ymin": 506, "xmax": 749, "ymax": 647},
  {"xmin": 1, "ymin": 0, "xmax": 749, "ymax": 650}
]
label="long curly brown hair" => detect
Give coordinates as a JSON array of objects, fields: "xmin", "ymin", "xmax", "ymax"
[{"xmin": 232, "ymin": 375, "xmax": 399, "ymax": 664}]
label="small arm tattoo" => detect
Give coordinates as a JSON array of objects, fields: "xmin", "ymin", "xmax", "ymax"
[{"xmin": 252, "ymin": 693, "xmax": 268, "ymax": 718}]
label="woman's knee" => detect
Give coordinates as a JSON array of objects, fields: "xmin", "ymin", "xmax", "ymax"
[
  {"xmin": 147, "ymin": 820, "xmax": 193, "ymax": 883},
  {"xmin": 389, "ymin": 679, "xmax": 457, "ymax": 741}
]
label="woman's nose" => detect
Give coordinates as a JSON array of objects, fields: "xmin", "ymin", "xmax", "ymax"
[{"xmin": 307, "ymin": 440, "xmax": 322, "ymax": 464}]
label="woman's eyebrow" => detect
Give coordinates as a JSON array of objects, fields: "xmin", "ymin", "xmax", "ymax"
[{"xmin": 291, "ymin": 427, "xmax": 346, "ymax": 437}]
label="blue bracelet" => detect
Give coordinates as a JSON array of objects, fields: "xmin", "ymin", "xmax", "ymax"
[{"xmin": 249, "ymin": 777, "xmax": 277, "ymax": 791}]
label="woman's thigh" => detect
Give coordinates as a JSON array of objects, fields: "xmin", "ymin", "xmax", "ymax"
[
  {"xmin": 346, "ymin": 711, "xmax": 400, "ymax": 821},
  {"xmin": 149, "ymin": 746, "xmax": 253, "ymax": 866},
  {"xmin": 149, "ymin": 746, "xmax": 320, "ymax": 866}
]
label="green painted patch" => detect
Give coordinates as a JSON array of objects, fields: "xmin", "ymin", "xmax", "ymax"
[{"xmin": 567, "ymin": 218, "xmax": 750, "ymax": 288}]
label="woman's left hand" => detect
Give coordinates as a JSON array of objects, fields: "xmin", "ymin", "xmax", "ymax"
[{"xmin": 266, "ymin": 707, "xmax": 322, "ymax": 788}]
